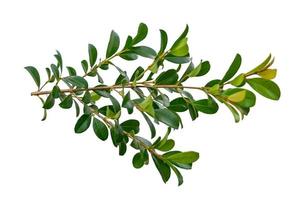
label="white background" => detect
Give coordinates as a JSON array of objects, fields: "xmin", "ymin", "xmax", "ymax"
[{"xmin": 0, "ymin": 0, "xmax": 300, "ymax": 199}]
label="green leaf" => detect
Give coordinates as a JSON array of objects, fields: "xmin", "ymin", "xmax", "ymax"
[
  {"xmin": 142, "ymin": 112, "xmax": 156, "ymax": 138},
  {"xmin": 59, "ymin": 95, "xmax": 73, "ymax": 109},
  {"xmin": 50, "ymin": 64, "xmax": 60, "ymax": 81},
  {"xmin": 139, "ymin": 95, "xmax": 155, "ymax": 116},
  {"xmin": 132, "ymin": 152, "xmax": 144, "ymax": 169},
  {"xmin": 188, "ymin": 61, "xmax": 211, "ymax": 77},
  {"xmin": 170, "ymin": 165, "xmax": 184, "ymax": 186},
  {"xmin": 170, "ymin": 37, "xmax": 189, "ymax": 57},
  {"xmin": 223, "ymin": 88, "xmax": 256, "ymax": 108},
  {"xmin": 43, "ymin": 94, "xmax": 55, "ymax": 109},
  {"xmin": 93, "ymin": 117, "xmax": 108, "ymax": 141},
  {"xmin": 246, "ymin": 54, "xmax": 272, "ymax": 75},
  {"xmin": 106, "ymin": 30, "xmax": 120, "ymax": 58},
  {"xmin": 119, "ymin": 52, "xmax": 138, "ymax": 61},
  {"xmin": 123, "ymin": 36, "xmax": 133, "ymax": 50},
  {"xmin": 132, "ymin": 46, "xmax": 157, "ymax": 59},
  {"xmin": 74, "ymin": 114, "xmax": 92, "ymax": 133},
  {"xmin": 88, "ymin": 44, "xmax": 97, "ymax": 67},
  {"xmin": 152, "ymin": 155, "xmax": 171, "ymax": 183},
  {"xmin": 155, "ymin": 69, "xmax": 178, "ymax": 85},
  {"xmin": 192, "ymin": 97, "xmax": 219, "ymax": 114},
  {"xmin": 224, "ymin": 102, "xmax": 240, "ymax": 122},
  {"xmin": 230, "ymin": 73, "xmax": 246, "ymax": 87},
  {"xmin": 74, "ymin": 100, "xmax": 80, "ymax": 117},
  {"xmin": 82, "ymin": 91, "xmax": 91, "ymax": 104},
  {"xmin": 119, "ymin": 142, "xmax": 127, "ymax": 156},
  {"xmin": 51, "ymin": 85, "xmax": 60, "ymax": 98},
  {"xmin": 120, "ymin": 119, "xmax": 140, "ymax": 134},
  {"xmin": 170, "ymin": 24, "xmax": 189, "ymax": 53},
  {"xmin": 159, "ymin": 29, "xmax": 168, "ymax": 54},
  {"xmin": 155, "ymin": 108, "xmax": 180, "ymax": 129},
  {"xmin": 63, "ymin": 76, "xmax": 88, "ymax": 88},
  {"xmin": 220, "ymin": 54, "xmax": 242, "ymax": 84},
  {"xmin": 247, "ymin": 78, "xmax": 281, "ymax": 100},
  {"xmin": 164, "ymin": 151, "xmax": 199, "ymax": 164},
  {"xmin": 54, "ymin": 50, "xmax": 63, "ymax": 72},
  {"xmin": 122, "ymin": 91, "xmax": 134, "ymax": 114},
  {"xmin": 132, "ymin": 23, "xmax": 148, "ymax": 45},
  {"xmin": 188, "ymin": 103, "xmax": 198, "ymax": 120},
  {"xmin": 25, "ymin": 66, "xmax": 40, "ymax": 89},
  {"xmin": 165, "ymin": 55, "xmax": 191, "ymax": 64},
  {"xmin": 168, "ymin": 97, "xmax": 188, "ymax": 112},
  {"xmin": 81, "ymin": 60, "xmax": 89, "ymax": 73},
  {"xmin": 130, "ymin": 66, "xmax": 144, "ymax": 82},
  {"xmin": 156, "ymin": 139, "xmax": 175, "ymax": 152},
  {"xmin": 66, "ymin": 66, "xmax": 77, "ymax": 76}
]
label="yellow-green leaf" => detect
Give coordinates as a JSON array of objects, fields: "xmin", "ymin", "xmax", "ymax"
[
  {"xmin": 228, "ymin": 90, "xmax": 246, "ymax": 103},
  {"xmin": 258, "ymin": 69, "xmax": 277, "ymax": 80}
]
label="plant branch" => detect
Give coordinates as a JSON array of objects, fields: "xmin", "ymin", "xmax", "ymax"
[{"xmin": 31, "ymin": 83, "xmax": 206, "ymax": 96}]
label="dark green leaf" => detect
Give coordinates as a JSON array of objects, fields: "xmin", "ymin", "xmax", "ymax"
[
  {"xmin": 88, "ymin": 44, "xmax": 97, "ymax": 67},
  {"xmin": 122, "ymin": 92, "xmax": 134, "ymax": 114},
  {"xmin": 155, "ymin": 69, "xmax": 178, "ymax": 85},
  {"xmin": 220, "ymin": 54, "xmax": 242, "ymax": 83},
  {"xmin": 189, "ymin": 60, "xmax": 210, "ymax": 77},
  {"xmin": 50, "ymin": 64, "xmax": 60, "ymax": 81},
  {"xmin": 119, "ymin": 142, "xmax": 127, "ymax": 156},
  {"xmin": 74, "ymin": 114, "xmax": 92, "ymax": 133},
  {"xmin": 188, "ymin": 103, "xmax": 198, "ymax": 120},
  {"xmin": 81, "ymin": 60, "xmax": 89, "ymax": 73},
  {"xmin": 155, "ymin": 108, "xmax": 180, "ymax": 129},
  {"xmin": 130, "ymin": 66, "xmax": 144, "ymax": 82},
  {"xmin": 54, "ymin": 50, "xmax": 63, "ymax": 72},
  {"xmin": 168, "ymin": 97, "xmax": 188, "ymax": 112},
  {"xmin": 152, "ymin": 155, "xmax": 171, "ymax": 183},
  {"xmin": 192, "ymin": 97, "xmax": 219, "ymax": 114},
  {"xmin": 165, "ymin": 151, "xmax": 199, "ymax": 164},
  {"xmin": 159, "ymin": 29, "xmax": 168, "ymax": 54},
  {"xmin": 93, "ymin": 117, "xmax": 108, "ymax": 141},
  {"xmin": 132, "ymin": 152, "xmax": 144, "ymax": 169},
  {"xmin": 132, "ymin": 23, "xmax": 148, "ymax": 45},
  {"xmin": 51, "ymin": 85, "xmax": 60, "ymax": 98},
  {"xmin": 165, "ymin": 55, "xmax": 191, "ymax": 64},
  {"xmin": 25, "ymin": 66, "xmax": 40, "ymax": 89},
  {"xmin": 247, "ymin": 78, "xmax": 281, "ymax": 100},
  {"xmin": 132, "ymin": 46, "xmax": 157, "ymax": 59},
  {"xmin": 119, "ymin": 52, "xmax": 138, "ymax": 60},
  {"xmin": 66, "ymin": 66, "xmax": 77, "ymax": 76},
  {"xmin": 142, "ymin": 112, "xmax": 156, "ymax": 138},
  {"xmin": 43, "ymin": 94, "xmax": 55, "ymax": 109},
  {"xmin": 120, "ymin": 119, "xmax": 140, "ymax": 134},
  {"xmin": 63, "ymin": 76, "xmax": 88, "ymax": 88},
  {"xmin": 82, "ymin": 91, "xmax": 91, "ymax": 104},
  {"xmin": 170, "ymin": 165, "xmax": 184, "ymax": 186},
  {"xmin": 59, "ymin": 95, "xmax": 73, "ymax": 109},
  {"xmin": 123, "ymin": 36, "xmax": 133, "ymax": 49},
  {"xmin": 106, "ymin": 30, "xmax": 120, "ymax": 58},
  {"xmin": 74, "ymin": 100, "xmax": 80, "ymax": 117}
]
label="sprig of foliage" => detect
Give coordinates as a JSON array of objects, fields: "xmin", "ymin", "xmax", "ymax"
[{"xmin": 25, "ymin": 23, "xmax": 281, "ymax": 186}]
